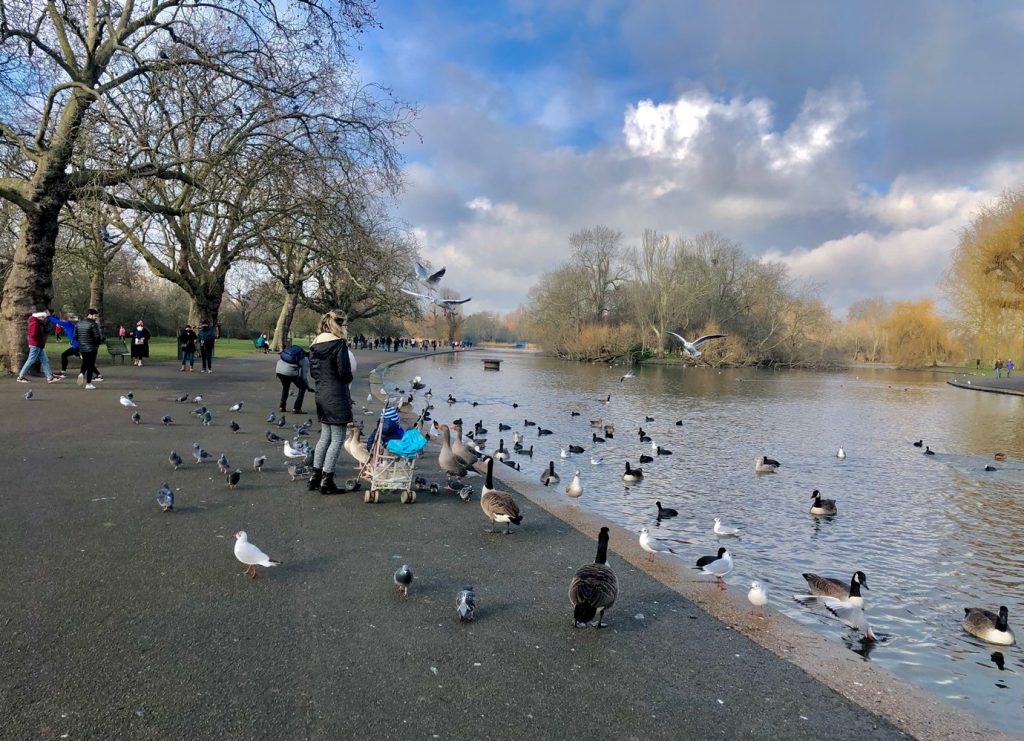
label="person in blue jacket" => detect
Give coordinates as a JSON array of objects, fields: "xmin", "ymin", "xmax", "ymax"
[{"xmin": 49, "ymin": 314, "xmax": 79, "ymax": 378}]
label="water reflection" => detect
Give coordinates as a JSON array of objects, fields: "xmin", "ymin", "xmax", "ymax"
[{"xmin": 395, "ymin": 352, "xmax": 1024, "ymax": 737}]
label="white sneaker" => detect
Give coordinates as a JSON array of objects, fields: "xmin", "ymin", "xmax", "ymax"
[
  {"xmin": 93, "ymin": 377, "xmax": 104, "ymax": 382},
  {"xmin": 85, "ymin": 384, "xmax": 96, "ymax": 389}
]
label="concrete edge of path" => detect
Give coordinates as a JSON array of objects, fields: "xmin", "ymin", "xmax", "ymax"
[
  {"xmin": 370, "ymin": 353, "xmax": 1011, "ymax": 741},
  {"xmin": 948, "ymin": 376, "xmax": 1024, "ymax": 396}
]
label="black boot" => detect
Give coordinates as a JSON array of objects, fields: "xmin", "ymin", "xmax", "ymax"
[
  {"xmin": 307, "ymin": 468, "xmax": 323, "ymax": 491},
  {"xmin": 320, "ymin": 473, "xmax": 341, "ymax": 495}
]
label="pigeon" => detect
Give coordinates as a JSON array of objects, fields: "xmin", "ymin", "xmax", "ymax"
[
  {"xmin": 394, "ymin": 565, "xmax": 413, "ymax": 596},
  {"xmin": 192, "ymin": 406, "xmax": 207, "ymax": 416},
  {"xmin": 286, "ymin": 463, "xmax": 309, "ymax": 480},
  {"xmin": 230, "ymin": 420, "xmax": 240, "ymax": 433},
  {"xmin": 23, "ymin": 389, "xmax": 32, "ymax": 400},
  {"xmin": 277, "ymin": 416, "xmax": 286, "ymax": 428},
  {"xmin": 429, "ymin": 482, "xmax": 439, "ymax": 494},
  {"xmin": 620, "ymin": 369, "xmax": 635, "ymax": 382},
  {"xmin": 192, "ymin": 445, "xmax": 210, "ymax": 464},
  {"xmin": 456, "ymin": 586, "xmax": 476, "ymax": 622},
  {"xmin": 229, "ymin": 402, "xmax": 243, "ymax": 412},
  {"xmin": 119, "ymin": 395, "xmax": 137, "ymax": 408},
  {"xmin": 266, "ymin": 430, "xmax": 283, "ymax": 444},
  {"xmin": 202, "ymin": 411, "xmax": 213, "ymax": 426},
  {"xmin": 131, "ymin": 411, "xmax": 141, "ymax": 424},
  {"xmin": 748, "ymin": 581, "xmax": 768, "ymax": 617},
  {"xmin": 233, "ymin": 530, "xmax": 280, "ymax": 578},
  {"xmin": 192, "ymin": 394, "xmax": 203, "ymax": 403},
  {"xmin": 666, "ymin": 331, "xmax": 728, "ymax": 358},
  {"xmin": 283, "ymin": 440, "xmax": 306, "ymax": 459},
  {"xmin": 156, "ymin": 483, "xmax": 174, "ymax": 512},
  {"xmin": 266, "ymin": 412, "xmax": 276, "ymax": 423},
  {"xmin": 169, "ymin": 450, "xmax": 183, "ymax": 469},
  {"xmin": 227, "ymin": 469, "xmax": 241, "ymax": 489},
  {"xmin": 161, "ymin": 415, "xmax": 173, "ymax": 425},
  {"xmin": 253, "ymin": 455, "xmax": 266, "ymax": 472},
  {"xmin": 639, "ymin": 528, "xmax": 677, "ymax": 561},
  {"xmin": 458, "ymin": 485, "xmax": 473, "ymax": 501},
  {"xmin": 713, "ymin": 518, "xmax": 741, "ymax": 536},
  {"xmin": 217, "ymin": 454, "xmax": 230, "ymax": 474},
  {"xmin": 694, "ymin": 547, "xmax": 734, "ymax": 589},
  {"xmin": 175, "ymin": 393, "xmax": 188, "ymax": 403}
]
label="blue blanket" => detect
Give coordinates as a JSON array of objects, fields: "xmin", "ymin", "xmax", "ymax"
[{"xmin": 386, "ymin": 428, "xmax": 428, "ymax": 458}]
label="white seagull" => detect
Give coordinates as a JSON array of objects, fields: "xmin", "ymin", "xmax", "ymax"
[
  {"xmin": 229, "ymin": 402, "xmax": 244, "ymax": 412},
  {"xmin": 233, "ymin": 530, "xmax": 280, "ymax": 578},
  {"xmin": 283, "ymin": 440, "xmax": 306, "ymax": 459},
  {"xmin": 825, "ymin": 600, "xmax": 877, "ymax": 641},
  {"xmin": 713, "ymin": 518, "xmax": 741, "ymax": 536},
  {"xmin": 694, "ymin": 547, "xmax": 733, "ymax": 589},
  {"xmin": 666, "ymin": 331, "xmax": 728, "ymax": 358},
  {"xmin": 119, "ymin": 395, "xmax": 137, "ymax": 408},
  {"xmin": 748, "ymin": 581, "xmax": 768, "ymax": 618},
  {"xmin": 836, "ymin": 447, "xmax": 846, "ymax": 459},
  {"xmin": 639, "ymin": 528, "xmax": 678, "ymax": 561}
]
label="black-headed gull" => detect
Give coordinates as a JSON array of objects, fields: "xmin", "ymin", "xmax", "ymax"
[
  {"xmin": 748, "ymin": 581, "xmax": 768, "ymax": 617},
  {"xmin": 825, "ymin": 600, "xmax": 876, "ymax": 641},
  {"xmin": 666, "ymin": 331, "xmax": 727, "ymax": 357},
  {"xmin": 713, "ymin": 518, "xmax": 740, "ymax": 536},
  {"xmin": 694, "ymin": 547, "xmax": 733, "ymax": 589},
  {"xmin": 639, "ymin": 528, "xmax": 678, "ymax": 561},
  {"xmin": 233, "ymin": 530, "xmax": 280, "ymax": 578}
]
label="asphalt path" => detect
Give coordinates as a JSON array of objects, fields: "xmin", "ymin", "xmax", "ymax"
[{"xmin": 1, "ymin": 349, "xmax": 912, "ymax": 739}]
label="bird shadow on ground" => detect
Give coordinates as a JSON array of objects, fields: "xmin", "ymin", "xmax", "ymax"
[
  {"xmin": 174, "ymin": 501, "xmax": 234, "ymax": 514},
  {"xmin": 279, "ymin": 555, "xmax": 332, "ymax": 576}
]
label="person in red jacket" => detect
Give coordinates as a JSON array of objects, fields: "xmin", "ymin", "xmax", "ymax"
[{"xmin": 16, "ymin": 309, "xmax": 62, "ymax": 383}]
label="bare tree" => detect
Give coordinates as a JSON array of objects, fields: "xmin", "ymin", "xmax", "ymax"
[{"xmin": 568, "ymin": 225, "xmax": 627, "ymax": 323}]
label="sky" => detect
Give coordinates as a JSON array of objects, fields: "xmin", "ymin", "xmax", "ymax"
[{"xmin": 356, "ymin": 1, "xmax": 1024, "ymax": 316}]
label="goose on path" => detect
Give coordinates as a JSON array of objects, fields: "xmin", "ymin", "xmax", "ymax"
[
  {"xmin": 481, "ymin": 486, "xmax": 523, "ymax": 535},
  {"xmin": 639, "ymin": 528, "xmax": 677, "ymax": 561},
  {"xmin": 438, "ymin": 425, "xmax": 473, "ymax": 478},
  {"xmin": 569, "ymin": 527, "xmax": 618, "ymax": 628}
]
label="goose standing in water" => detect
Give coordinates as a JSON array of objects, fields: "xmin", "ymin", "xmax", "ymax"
[
  {"xmin": 481, "ymin": 482, "xmax": 523, "ymax": 534},
  {"xmin": 569, "ymin": 527, "xmax": 618, "ymax": 628},
  {"xmin": 809, "ymin": 489, "xmax": 837, "ymax": 516},
  {"xmin": 565, "ymin": 470, "xmax": 583, "ymax": 498},
  {"xmin": 962, "ymin": 606, "xmax": 1015, "ymax": 645},
  {"xmin": 796, "ymin": 571, "xmax": 868, "ymax": 607},
  {"xmin": 754, "ymin": 455, "xmax": 780, "ymax": 473},
  {"xmin": 623, "ymin": 462, "xmax": 643, "ymax": 483},
  {"xmin": 666, "ymin": 331, "xmax": 728, "ymax": 357},
  {"xmin": 539, "ymin": 461, "xmax": 560, "ymax": 487}
]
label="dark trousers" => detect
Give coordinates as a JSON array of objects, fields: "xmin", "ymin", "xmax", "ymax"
[
  {"xmin": 200, "ymin": 343, "xmax": 214, "ymax": 371},
  {"xmin": 277, "ymin": 373, "xmax": 307, "ymax": 412},
  {"xmin": 80, "ymin": 350, "xmax": 100, "ymax": 383},
  {"xmin": 60, "ymin": 346, "xmax": 80, "ymax": 371}
]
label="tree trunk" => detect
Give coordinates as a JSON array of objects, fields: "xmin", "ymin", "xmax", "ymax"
[
  {"xmin": 89, "ymin": 267, "xmax": 105, "ymax": 322},
  {"xmin": 188, "ymin": 286, "xmax": 225, "ymax": 331},
  {"xmin": 0, "ymin": 204, "xmax": 63, "ymax": 373},
  {"xmin": 271, "ymin": 290, "xmax": 300, "ymax": 352}
]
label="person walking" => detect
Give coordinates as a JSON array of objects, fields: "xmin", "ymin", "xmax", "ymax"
[
  {"xmin": 178, "ymin": 324, "xmax": 198, "ymax": 371},
  {"xmin": 74, "ymin": 308, "xmax": 104, "ymax": 389},
  {"xmin": 1007, "ymin": 359, "xmax": 1016, "ymax": 378},
  {"xmin": 197, "ymin": 320, "xmax": 216, "ymax": 373},
  {"xmin": 130, "ymin": 320, "xmax": 150, "ymax": 366},
  {"xmin": 51, "ymin": 313, "xmax": 80, "ymax": 378},
  {"xmin": 16, "ymin": 309, "xmax": 62, "ymax": 383},
  {"xmin": 276, "ymin": 344, "xmax": 310, "ymax": 414},
  {"xmin": 307, "ymin": 310, "xmax": 357, "ymax": 496}
]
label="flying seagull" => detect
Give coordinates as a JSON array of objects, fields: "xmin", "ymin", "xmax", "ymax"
[
  {"xmin": 415, "ymin": 261, "xmax": 446, "ymax": 288},
  {"xmin": 666, "ymin": 331, "xmax": 728, "ymax": 358},
  {"xmin": 400, "ymin": 287, "xmax": 472, "ymax": 309}
]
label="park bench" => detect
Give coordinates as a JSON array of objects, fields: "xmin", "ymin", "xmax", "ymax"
[{"xmin": 105, "ymin": 337, "xmax": 130, "ymax": 364}]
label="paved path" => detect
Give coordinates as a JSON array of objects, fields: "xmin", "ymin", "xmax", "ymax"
[
  {"xmin": 0, "ymin": 350, "xmax": 995, "ymax": 739},
  {"xmin": 948, "ymin": 373, "xmax": 1024, "ymax": 396}
]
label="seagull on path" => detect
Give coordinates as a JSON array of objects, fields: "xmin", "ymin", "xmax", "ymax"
[
  {"xmin": 639, "ymin": 528, "xmax": 678, "ymax": 561},
  {"xmin": 283, "ymin": 440, "xmax": 306, "ymax": 459},
  {"xmin": 233, "ymin": 531, "xmax": 280, "ymax": 578},
  {"xmin": 694, "ymin": 547, "xmax": 734, "ymax": 589},
  {"xmin": 748, "ymin": 581, "xmax": 768, "ymax": 618},
  {"xmin": 119, "ymin": 395, "xmax": 137, "ymax": 408}
]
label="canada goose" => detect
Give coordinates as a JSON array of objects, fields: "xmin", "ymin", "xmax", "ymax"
[
  {"xmin": 592, "ymin": 432, "xmax": 605, "ymax": 443},
  {"xmin": 755, "ymin": 456, "xmax": 780, "ymax": 473},
  {"xmin": 694, "ymin": 547, "xmax": 733, "ymax": 589},
  {"xmin": 655, "ymin": 501, "xmax": 676, "ymax": 518},
  {"xmin": 481, "ymin": 485, "xmax": 523, "ymax": 534},
  {"xmin": 438, "ymin": 426, "xmax": 472, "ymax": 478},
  {"xmin": 494, "ymin": 439, "xmax": 510, "ymax": 461},
  {"xmin": 623, "ymin": 462, "xmax": 644, "ymax": 482},
  {"xmin": 539, "ymin": 461, "xmax": 560, "ymax": 486},
  {"xmin": 568, "ymin": 444, "xmax": 585, "ymax": 454},
  {"xmin": 590, "ymin": 418, "xmax": 603, "ymax": 428},
  {"xmin": 924, "ymin": 446, "xmax": 935, "ymax": 456},
  {"xmin": 565, "ymin": 471, "xmax": 583, "ymax": 498},
  {"xmin": 501, "ymin": 459, "xmax": 520, "ymax": 471},
  {"xmin": 836, "ymin": 447, "xmax": 846, "ymax": 460},
  {"xmin": 482, "ymin": 457, "xmax": 497, "ymax": 496},
  {"xmin": 797, "ymin": 571, "xmax": 868, "ymax": 607},
  {"xmin": 638, "ymin": 454, "xmax": 653, "ymax": 464},
  {"xmin": 962, "ymin": 606, "xmax": 1015, "ymax": 646},
  {"xmin": 569, "ymin": 527, "xmax": 618, "ymax": 628},
  {"xmin": 346, "ymin": 425, "xmax": 370, "ymax": 467},
  {"xmin": 810, "ymin": 489, "xmax": 837, "ymax": 515}
]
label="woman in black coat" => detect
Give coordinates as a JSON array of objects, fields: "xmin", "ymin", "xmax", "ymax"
[
  {"xmin": 130, "ymin": 320, "xmax": 151, "ymax": 366},
  {"xmin": 307, "ymin": 310, "xmax": 356, "ymax": 495}
]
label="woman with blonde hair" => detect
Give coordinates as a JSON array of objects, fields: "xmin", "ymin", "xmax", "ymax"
[{"xmin": 307, "ymin": 310, "xmax": 358, "ymax": 495}]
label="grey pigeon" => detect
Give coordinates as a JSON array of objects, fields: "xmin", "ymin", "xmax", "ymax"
[
  {"xmin": 192, "ymin": 394, "xmax": 203, "ymax": 403},
  {"xmin": 192, "ymin": 445, "xmax": 210, "ymax": 464},
  {"xmin": 227, "ymin": 469, "xmax": 241, "ymax": 489},
  {"xmin": 456, "ymin": 586, "xmax": 476, "ymax": 622},
  {"xmin": 286, "ymin": 464, "xmax": 309, "ymax": 480},
  {"xmin": 161, "ymin": 415, "xmax": 173, "ymax": 425},
  {"xmin": 266, "ymin": 430, "xmax": 283, "ymax": 444},
  {"xmin": 192, "ymin": 406, "xmax": 207, "ymax": 416},
  {"xmin": 303, "ymin": 448, "xmax": 314, "ymax": 466},
  {"xmin": 458, "ymin": 486, "xmax": 473, "ymax": 502},
  {"xmin": 202, "ymin": 411, "xmax": 213, "ymax": 426},
  {"xmin": 300, "ymin": 418, "xmax": 313, "ymax": 430},
  {"xmin": 23, "ymin": 389, "xmax": 32, "ymax": 400},
  {"xmin": 175, "ymin": 393, "xmax": 188, "ymax": 403},
  {"xmin": 276, "ymin": 416, "xmax": 286, "ymax": 428},
  {"xmin": 169, "ymin": 451, "xmax": 183, "ymax": 470},
  {"xmin": 131, "ymin": 411, "xmax": 141, "ymax": 424},
  {"xmin": 229, "ymin": 402, "xmax": 243, "ymax": 412},
  {"xmin": 217, "ymin": 454, "xmax": 230, "ymax": 474},
  {"xmin": 253, "ymin": 455, "xmax": 266, "ymax": 473},
  {"xmin": 394, "ymin": 565, "xmax": 413, "ymax": 597},
  {"xmin": 156, "ymin": 482, "xmax": 174, "ymax": 512},
  {"xmin": 266, "ymin": 412, "xmax": 276, "ymax": 423},
  {"xmin": 230, "ymin": 420, "xmax": 240, "ymax": 433}
]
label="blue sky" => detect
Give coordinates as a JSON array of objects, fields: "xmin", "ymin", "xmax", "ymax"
[{"xmin": 356, "ymin": 1, "xmax": 1024, "ymax": 314}]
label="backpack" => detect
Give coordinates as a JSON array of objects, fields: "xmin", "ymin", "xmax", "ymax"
[{"xmin": 280, "ymin": 345, "xmax": 305, "ymax": 365}]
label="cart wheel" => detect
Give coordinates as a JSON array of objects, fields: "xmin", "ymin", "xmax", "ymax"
[
  {"xmin": 401, "ymin": 490, "xmax": 416, "ymax": 504},
  {"xmin": 364, "ymin": 490, "xmax": 374, "ymax": 503},
  {"xmin": 369, "ymin": 490, "xmax": 379, "ymax": 503}
]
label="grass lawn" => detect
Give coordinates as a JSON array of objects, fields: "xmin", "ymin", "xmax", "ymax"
[{"xmin": 132, "ymin": 337, "xmax": 297, "ymax": 363}]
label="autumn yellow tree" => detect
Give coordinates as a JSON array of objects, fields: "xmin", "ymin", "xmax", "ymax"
[{"xmin": 882, "ymin": 299, "xmax": 959, "ymax": 368}]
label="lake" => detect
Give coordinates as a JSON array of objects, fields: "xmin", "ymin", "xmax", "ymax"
[{"xmin": 388, "ymin": 349, "xmax": 1023, "ymax": 736}]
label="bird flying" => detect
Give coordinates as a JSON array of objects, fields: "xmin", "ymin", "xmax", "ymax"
[{"xmin": 666, "ymin": 331, "xmax": 727, "ymax": 358}]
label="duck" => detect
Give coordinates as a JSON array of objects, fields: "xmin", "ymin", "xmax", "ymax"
[
  {"xmin": 523, "ymin": 419, "xmax": 537, "ymax": 427},
  {"xmin": 675, "ymin": 420, "xmax": 683, "ymax": 426},
  {"xmin": 481, "ymin": 485, "xmax": 523, "ymax": 535},
  {"xmin": 498, "ymin": 422, "xmax": 511, "ymax": 431},
  {"xmin": 638, "ymin": 453, "xmax": 654, "ymax": 464},
  {"xmin": 565, "ymin": 471, "xmax": 583, "ymax": 498},
  {"xmin": 570, "ymin": 411, "xmax": 581, "ymax": 417},
  {"xmin": 592, "ymin": 432, "xmax": 605, "ymax": 443},
  {"xmin": 809, "ymin": 489, "xmax": 837, "ymax": 516},
  {"xmin": 639, "ymin": 434, "xmax": 652, "ymax": 443},
  {"xmin": 539, "ymin": 461, "xmax": 560, "ymax": 487},
  {"xmin": 754, "ymin": 455, "xmax": 780, "ymax": 473},
  {"xmin": 655, "ymin": 501, "xmax": 677, "ymax": 518},
  {"xmin": 623, "ymin": 462, "xmax": 644, "ymax": 483},
  {"xmin": 501, "ymin": 459, "xmax": 521, "ymax": 471},
  {"xmin": 924, "ymin": 446, "xmax": 935, "ymax": 456},
  {"xmin": 537, "ymin": 427, "xmax": 553, "ymax": 436},
  {"xmin": 494, "ymin": 439, "xmax": 510, "ymax": 461},
  {"xmin": 984, "ymin": 464, "xmax": 998, "ymax": 472},
  {"xmin": 568, "ymin": 444, "xmax": 585, "ymax": 454},
  {"xmin": 568, "ymin": 527, "xmax": 618, "ymax": 628},
  {"xmin": 655, "ymin": 446, "xmax": 672, "ymax": 456},
  {"xmin": 644, "ymin": 415, "xmax": 655, "ymax": 422},
  {"xmin": 474, "ymin": 421, "xmax": 488, "ymax": 435},
  {"xmin": 962, "ymin": 606, "xmax": 1016, "ymax": 646},
  {"xmin": 694, "ymin": 547, "xmax": 733, "ymax": 589},
  {"xmin": 797, "ymin": 571, "xmax": 868, "ymax": 607},
  {"xmin": 912, "ymin": 440, "xmax": 923, "ymax": 447},
  {"xmin": 836, "ymin": 447, "xmax": 846, "ymax": 460}
]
